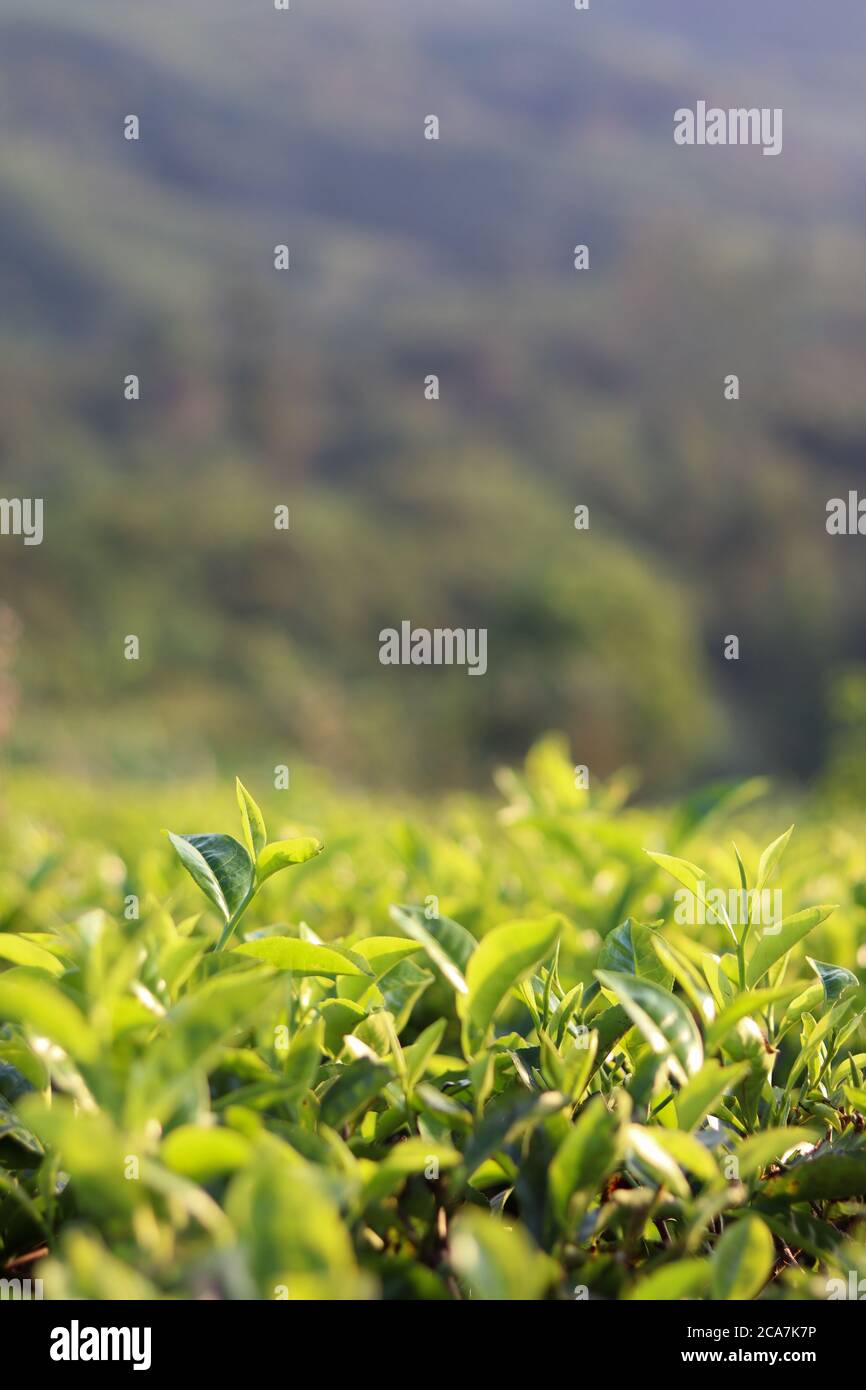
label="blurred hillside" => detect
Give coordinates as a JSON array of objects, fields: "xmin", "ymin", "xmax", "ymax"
[{"xmin": 1, "ymin": 0, "xmax": 866, "ymax": 790}]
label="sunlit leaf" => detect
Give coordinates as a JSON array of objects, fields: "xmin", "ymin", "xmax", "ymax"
[
  {"xmin": 549, "ymin": 1095, "xmax": 623, "ymax": 1225},
  {"xmin": 711, "ymin": 1215, "xmax": 774, "ymax": 1300},
  {"xmin": 746, "ymin": 905, "xmax": 837, "ymax": 986},
  {"xmin": 233, "ymin": 938, "xmax": 371, "ymax": 977},
  {"xmin": 168, "ymin": 832, "xmax": 253, "ymax": 922},
  {"xmin": 598, "ymin": 918, "xmax": 670, "ymax": 988},
  {"xmin": 459, "ymin": 915, "xmax": 561, "ymax": 1056},
  {"xmin": 595, "ymin": 969, "xmax": 703, "ymax": 1084},
  {"xmin": 388, "ymin": 903, "xmax": 475, "ymax": 995},
  {"xmin": 450, "ymin": 1209, "xmax": 555, "ymax": 1300},
  {"xmin": 256, "ymin": 837, "xmax": 322, "ymax": 884},
  {"xmin": 236, "ymin": 779, "xmax": 267, "ymax": 860}
]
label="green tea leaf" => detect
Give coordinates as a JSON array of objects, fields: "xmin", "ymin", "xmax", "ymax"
[
  {"xmin": 281, "ymin": 1018, "xmax": 324, "ymax": 1101},
  {"xmin": 560, "ymin": 1030, "xmax": 599, "ymax": 1103},
  {"xmin": 226, "ymin": 1159, "xmax": 366, "ymax": 1297},
  {"xmin": 786, "ymin": 998, "xmax": 856, "ymax": 1091},
  {"xmin": 388, "ymin": 903, "xmax": 475, "ymax": 995},
  {"xmin": 549, "ymin": 1095, "xmax": 623, "ymax": 1225},
  {"xmin": 360, "ymin": 1138, "xmax": 459, "ymax": 1207},
  {"xmin": 711, "ymin": 1215, "xmax": 774, "ymax": 1300},
  {"xmin": 625, "ymin": 1259, "xmax": 711, "ymax": 1300},
  {"xmin": 321, "ymin": 999, "xmax": 368, "ymax": 1056},
  {"xmin": 645, "ymin": 850, "xmax": 708, "ymax": 898},
  {"xmin": 625, "ymin": 1124, "xmax": 691, "ymax": 1197},
  {"xmin": 0, "ymin": 1093, "xmax": 43, "ymax": 1156},
  {"xmin": 168, "ymin": 832, "xmax": 254, "ymax": 922},
  {"xmin": 161, "ymin": 1125, "xmax": 252, "ymax": 1181},
  {"xmin": 463, "ymin": 1088, "xmax": 569, "ymax": 1176},
  {"xmin": 705, "ymin": 984, "xmax": 805, "ymax": 1052},
  {"xmin": 256, "ymin": 837, "xmax": 322, "ymax": 884},
  {"xmin": 652, "ymin": 935, "xmax": 716, "ymax": 1026},
  {"xmin": 403, "ymin": 1018, "xmax": 447, "ymax": 1091},
  {"xmin": 755, "ymin": 826, "xmax": 794, "ymax": 892},
  {"xmin": 754, "ymin": 1202, "xmax": 845, "ymax": 1261},
  {"xmin": 459, "ymin": 915, "xmax": 561, "ymax": 1055},
  {"xmin": 595, "ymin": 969, "xmax": 703, "ymax": 1084},
  {"xmin": 593, "ymin": 1003, "xmax": 632, "ymax": 1061},
  {"xmin": 0, "ymin": 976, "xmax": 97, "ymax": 1064},
  {"xmin": 450, "ymin": 1209, "xmax": 554, "ymax": 1300},
  {"xmin": 598, "ymin": 918, "xmax": 670, "ymax": 987},
  {"xmin": 236, "ymin": 779, "xmax": 267, "ymax": 860},
  {"xmin": 127, "ymin": 972, "xmax": 279, "ymax": 1126},
  {"xmin": 762, "ymin": 1149, "xmax": 866, "ymax": 1202},
  {"xmin": 675, "ymin": 1060, "xmax": 750, "ymax": 1132},
  {"xmin": 732, "ymin": 1127, "xmax": 818, "ymax": 1182},
  {"xmin": 746, "ymin": 905, "xmax": 837, "ymax": 986},
  {"xmin": 234, "ymin": 938, "xmax": 371, "ymax": 977},
  {"xmin": 346, "ymin": 937, "xmax": 423, "ymax": 978},
  {"xmin": 0, "ymin": 934, "xmax": 65, "ymax": 978},
  {"xmin": 0, "ymin": 934, "xmax": 65, "ymax": 976},
  {"xmin": 806, "ymin": 956, "xmax": 859, "ymax": 1003},
  {"xmin": 186, "ymin": 833, "xmax": 255, "ymax": 919},
  {"xmin": 18, "ymin": 1097, "xmax": 141, "ymax": 1218},
  {"xmin": 319, "ymin": 1056, "xmax": 393, "ymax": 1128},
  {"xmin": 641, "ymin": 1127, "xmax": 720, "ymax": 1186},
  {"xmin": 701, "ymin": 952, "xmax": 737, "ymax": 1008},
  {"xmin": 377, "ymin": 958, "xmax": 434, "ymax": 1033}
]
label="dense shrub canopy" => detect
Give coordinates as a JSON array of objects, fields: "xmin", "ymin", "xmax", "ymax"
[{"xmin": 0, "ymin": 744, "xmax": 864, "ymax": 1300}]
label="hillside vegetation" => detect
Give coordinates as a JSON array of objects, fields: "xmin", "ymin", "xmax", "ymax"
[{"xmin": 2, "ymin": 0, "xmax": 866, "ymax": 787}]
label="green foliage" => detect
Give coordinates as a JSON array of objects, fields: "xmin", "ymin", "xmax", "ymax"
[
  {"xmin": 0, "ymin": 746, "xmax": 865, "ymax": 1300},
  {"xmin": 711, "ymin": 1216, "xmax": 775, "ymax": 1301},
  {"xmin": 7, "ymin": 2, "xmax": 858, "ymax": 797},
  {"xmin": 167, "ymin": 783, "xmax": 322, "ymax": 949}
]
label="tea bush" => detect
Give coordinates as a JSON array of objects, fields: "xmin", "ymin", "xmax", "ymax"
[{"xmin": 0, "ymin": 738, "xmax": 864, "ymax": 1300}]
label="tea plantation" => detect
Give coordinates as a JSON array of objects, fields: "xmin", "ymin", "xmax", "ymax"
[{"xmin": 1, "ymin": 738, "xmax": 864, "ymax": 1300}]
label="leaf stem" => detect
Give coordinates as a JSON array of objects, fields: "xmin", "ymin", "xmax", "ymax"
[
  {"xmin": 736, "ymin": 936, "xmax": 746, "ymax": 993},
  {"xmin": 215, "ymin": 886, "xmax": 256, "ymax": 951}
]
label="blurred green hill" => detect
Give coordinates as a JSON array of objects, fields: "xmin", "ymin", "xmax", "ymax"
[{"xmin": 1, "ymin": 0, "xmax": 866, "ymax": 790}]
